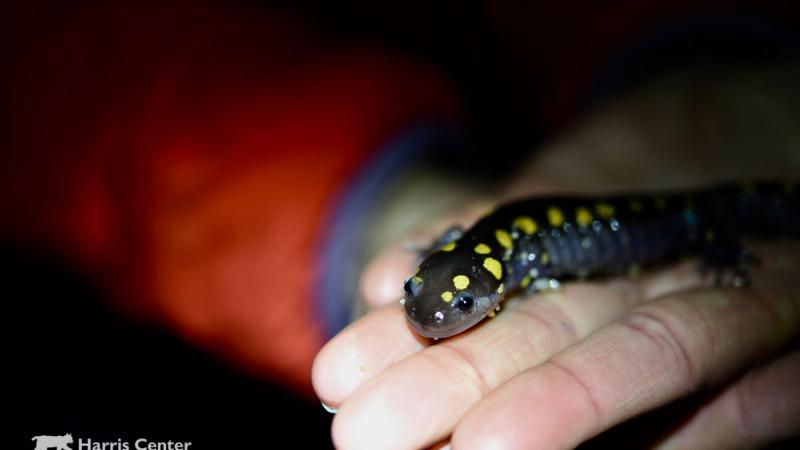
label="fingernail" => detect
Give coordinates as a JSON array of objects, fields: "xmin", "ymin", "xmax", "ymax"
[{"xmin": 321, "ymin": 401, "xmax": 338, "ymax": 414}]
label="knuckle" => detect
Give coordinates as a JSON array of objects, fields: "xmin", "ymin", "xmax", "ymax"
[
  {"xmin": 514, "ymin": 302, "xmax": 580, "ymax": 345},
  {"xmin": 618, "ymin": 307, "xmax": 698, "ymax": 383},
  {"xmin": 431, "ymin": 343, "xmax": 493, "ymax": 396}
]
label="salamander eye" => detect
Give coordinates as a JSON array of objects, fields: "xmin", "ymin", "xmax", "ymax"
[
  {"xmin": 403, "ymin": 276, "xmax": 423, "ymax": 297},
  {"xmin": 455, "ymin": 293, "xmax": 474, "ymax": 312}
]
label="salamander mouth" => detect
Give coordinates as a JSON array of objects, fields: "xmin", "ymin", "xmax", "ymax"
[
  {"xmin": 405, "ymin": 314, "xmax": 485, "ymax": 339},
  {"xmin": 403, "ymin": 294, "xmax": 497, "ymax": 339}
]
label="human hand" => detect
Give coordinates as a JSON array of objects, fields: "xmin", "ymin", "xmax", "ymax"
[
  {"xmin": 313, "ymin": 69, "xmax": 800, "ymax": 449},
  {"xmin": 315, "ymin": 215, "xmax": 799, "ymax": 448}
]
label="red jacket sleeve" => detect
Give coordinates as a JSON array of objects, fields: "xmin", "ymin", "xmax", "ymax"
[{"xmin": 2, "ymin": 0, "xmax": 458, "ymax": 391}]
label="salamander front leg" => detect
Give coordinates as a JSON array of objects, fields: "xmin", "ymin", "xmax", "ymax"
[
  {"xmin": 405, "ymin": 225, "xmax": 465, "ymax": 261},
  {"xmin": 521, "ymin": 275, "xmax": 562, "ymax": 295}
]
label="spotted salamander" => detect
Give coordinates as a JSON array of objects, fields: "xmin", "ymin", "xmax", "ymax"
[{"xmin": 402, "ymin": 181, "xmax": 799, "ymax": 338}]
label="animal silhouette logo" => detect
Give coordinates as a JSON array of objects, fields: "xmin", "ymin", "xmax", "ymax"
[{"xmin": 32, "ymin": 434, "xmax": 73, "ymax": 450}]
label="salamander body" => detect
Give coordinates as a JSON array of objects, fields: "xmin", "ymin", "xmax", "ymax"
[{"xmin": 402, "ymin": 181, "xmax": 799, "ymax": 338}]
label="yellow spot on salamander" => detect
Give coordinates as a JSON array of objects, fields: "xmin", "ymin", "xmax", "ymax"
[
  {"xmin": 440, "ymin": 242, "xmax": 456, "ymax": 252},
  {"xmin": 411, "ymin": 276, "xmax": 423, "ymax": 285},
  {"xmin": 441, "ymin": 291, "xmax": 453, "ymax": 302},
  {"xmin": 483, "ymin": 257, "xmax": 503, "ymax": 280},
  {"xmin": 547, "ymin": 206, "xmax": 565, "ymax": 227},
  {"xmin": 495, "ymin": 229, "xmax": 512, "ymax": 249},
  {"xmin": 453, "ymin": 275, "xmax": 470, "ymax": 290},
  {"xmin": 487, "ymin": 309, "xmax": 496, "ymax": 318},
  {"xmin": 496, "ymin": 283, "xmax": 504, "ymax": 294},
  {"xmin": 541, "ymin": 252, "xmax": 550, "ymax": 265},
  {"xmin": 596, "ymin": 202, "xmax": 615, "ymax": 220},
  {"xmin": 474, "ymin": 243, "xmax": 491, "ymax": 254},
  {"xmin": 628, "ymin": 199, "xmax": 643, "ymax": 213},
  {"xmin": 520, "ymin": 275, "xmax": 532, "ymax": 288},
  {"xmin": 513, "ymin": 216, "xmax": 538, "ymax": 235},
  {"xmin": 653, "ymin": 195, "xmax": 667, "ymax": 210},
  {"xmin": 575, "ymin": 207, "xmax": 592, "ymax": 227}
]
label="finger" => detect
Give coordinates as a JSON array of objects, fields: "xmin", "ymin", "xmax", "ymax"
[
  {"xmin": 656, "ymin": 350, "xmax": 800, "ymax": 450},
  {"xmin": 312, "ymin": 302, "xmax": 426, "ymax": 407},
  {"xmin": 359, "ymin": 241, "xmax": 417, "ymax": 308},
  {"xmin": 329, "ymin": 258, "xmax": 706, "ymax": 450},
  {"xmin": 453, "ymin": 241, "xmax": 800, "ymax": 450}
]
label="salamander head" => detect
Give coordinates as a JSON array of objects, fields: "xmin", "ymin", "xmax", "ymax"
[{"xmin": 403, "ymin": 248, "xmax": 504, "ymax": 338}]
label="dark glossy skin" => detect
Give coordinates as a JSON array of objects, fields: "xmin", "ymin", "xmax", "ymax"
[{"xmin": 403, "ymin": 181, "xmax": 798, "ymax": 339}]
